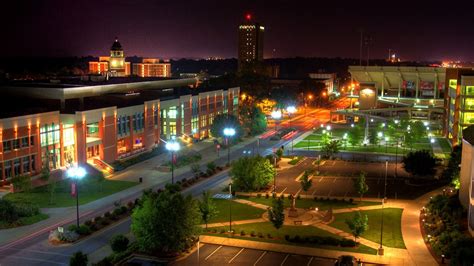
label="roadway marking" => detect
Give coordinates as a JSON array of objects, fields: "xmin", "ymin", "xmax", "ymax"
[
  {"xmin": 295, "ymin": 188, "xmax": 302, "ymax": 196},
  {"xmin": 307, "ymin": 257, "xmax": 314, "ymax": 266},
  {"xmin": 205, "ymin": 245, "xmax": 222, "ymax": 261},
  {"xmin": 279, "ymin": 187, "xmax": 288, "ymax": 195},
  {"xmin": 318, "ymin": 176, "xmax": 323, "ymax": 182},
  {"xmin": 228, "ymin": 248, "xmax": 245, "ymax": 263},
  {"xmin": 280, "ymin": 254, "xmax": 289, "ymax": 266},
  {"xmin": 254, "ymin": 251, "xmax": 267, "ymax": 266},
  {"xmin": 3, "ymin": 256, "xmax": 67, "ymax": 265},
  {"xmin": 331, "ymin": 161, "xmax": 336, "ymax": 166},
  {"xmin": 333, "ymin": 177, "xmax": 338, "ymax": 183}
]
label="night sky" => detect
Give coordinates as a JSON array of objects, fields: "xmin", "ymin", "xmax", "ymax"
[{"xmin": 2, "ymin": 0, "xmax": 474, "ymax": 61}]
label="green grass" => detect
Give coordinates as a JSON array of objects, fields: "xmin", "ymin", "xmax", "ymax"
[
  {"xmin": 330, "ymin": 208, "xmax": 405, "ymax": 249},
  {"xmin": 238, "ymin": 196, "xmax": 380, "ymax": 211},
  {"xmin": 204, "ymin": 222, "xmax": 377, "ymax": 255},
  {"xmin": 207, "ymin": 199, "xmax": 265, "ymax": 224},
  {"xmin": 436, "ymin": 138, "xmax": 452, "ymax": 154},
  {"xmin": 4, "ymin": 178, "xmax": 138, "ymax": 208},
  {"xmin": 0, "ymin": 213, "xmax": 49, "ymax": 229},
  {"xmin": 287, "ymin": 156, "xmax": 304, "ymax": 165}
]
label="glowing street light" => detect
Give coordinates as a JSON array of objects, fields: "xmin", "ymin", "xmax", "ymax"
[
  {"xmin": 166, "ymin": 140, "xmax": 180, "ymax": 184},
  {"xmin": 223, "ymin": 127, "xmax": 236, "ymax": 166},
  {"xmin": 377, "ymin": 132, "xmax": 383, "ymax": 138},
  {"xmin": 286, "ymin": 106, "xmax": 297, "ymax": 154},
  {"xmin": 67, "ymin": 166, "xmax": 87, "ymax": 227},
  {"xmin": 271, "ymin": 110, "xmax": 282, "ymax": 132},
  {"xmin": 430, "ymin": 138, "xmax": 435, "ymax": 144}
]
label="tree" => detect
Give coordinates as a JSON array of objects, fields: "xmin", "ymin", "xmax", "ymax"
[
  {"xmin": 368, "ymin": 127, "xmax": 380, "ymax": 146},
  {"xmin": 69, "ymin": 251, "xmax": 88, "ymax": 266},
  {"xmin": 198, "ymin": 190, "xmax": 218, "ymax": 229},
  {"xmin": 410, "ymin": 121, "xmax": 427, "ymax": 143},
  {"xmin": 231, "ymin": 156, "xmax": 276, "ymax": 191},
  {"xmin": 268, "ymin": 197, "xmax": 285, "ymax": 230},
  {"xmin": 206, "ymin": 161, "xmax": 217, "ymax": 176},
  {"xmin": 0, "ymin": 198, "xmax": 18, "ymax": 223},
  {"xmin": 210, "ymin": 114, "xmax": 243, "ymax": 140},
  {"xmin": 348, "ymin": 126, "xmax": 363, "ymax": 146},
  {"xmin": 240, "ymin": 104, "xmax": 267, "ymax": 136},
  {"xmin": 110, "ymin": 234, "xmax": 129, "ymax": 253},
  {"xmin": 321, "ymin": 140, "xmax": 340, "ymax": 159},
  {"xmin": 300, "ymin": 171, "xmax": 313, "ymax": 197},
  {"xmin": 402, "ymin": 150, "xmax": 437, "ymax": 177},
  {"xmin": 11, "ymin": 175, "xmax": 32, "ymax": 193},
  {"xmin": 131, "ymin": 186, "xmax": 200, "ymax": 254},
  {"xmin": 354, "ymin": 172, "xmax": 369, "ymax": 201},
  {"xmin": 345, "ymin": 212, "xmax": 368, "ymax": 242}
]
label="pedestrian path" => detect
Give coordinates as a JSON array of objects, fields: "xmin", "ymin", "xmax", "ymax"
[
  {"xmin": 233, "ymin": 199, "xmax": 269, "ymax": 210},
  {"xmin": 203, "ymin": 218, "xmax": 266, "ymax": 229}
]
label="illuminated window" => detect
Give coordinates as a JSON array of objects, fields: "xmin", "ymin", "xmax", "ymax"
[{"xmin": 3, "ymin": 140, "xmax": 11, "ymax": 152}]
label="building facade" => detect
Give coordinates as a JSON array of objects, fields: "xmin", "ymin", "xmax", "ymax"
[
  {"xmin": 458, "ymin": 126, "xmax": 474, "ymax": 236},
  {"xmin": 132, "ymin": 59, "xmax": 171, "ymax": 78},
  {"xmin": 89, "ymin": 38, "xmax": 131, "ymax": 77},
  {"xmin": 0, "ymin": 80, "xmax": 239, "ymax": 182},
  {"xmin": 444, "ymin": 68, "xmax": 474, "ymax": 145},
  {"xmin": 238, "ymin": 16, "xmax": 264, "ymax": 69}
]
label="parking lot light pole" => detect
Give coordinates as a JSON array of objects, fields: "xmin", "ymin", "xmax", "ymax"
[
  {"xmin": 286, "ymin": 106, "xmax": 297, "ymax": 154},
  {"xmin": 379, "ymin": 160, "xmax": 388, "ymax": 256},
  {"xmin": 271, "ymin": 110, "xmax": 282, "ymax": 132},
  {"xmin": 223, "ymin": 128, "xmax": 236, "ymax": 166},
  {"xmin": 229, "ymin": 183, "xmax": 233, "ymax": 233},
  {"xmin": 67, "ymin": 166, "xmax": 87, "ymax": 227},
  {"xmin": 166, "ymin": 140, "xmax": 180, "ymax": 184}
]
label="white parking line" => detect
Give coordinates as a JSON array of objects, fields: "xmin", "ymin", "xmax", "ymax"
[
  {"xmin": 254, "ymin": 251, "xmax": 267, "ymax": 266},
  {"xmin": 333, "ymin": 177, "xmax": 337, "ymax": 183},
  {"xmin": 280, "ymin": 254, "xmax": 289, "ymax": 266},
  {"xmin": 279, "ymin": 187, "xmax": 288, "ymax": 195},
  {"xmin": 205, "ymin": 245, "xmax": 222, "ymax": 261},
  {"xmin": 318, "ymin": 176, "xmax": 323, "ymax": 182},
  {"xmin": 228, "ymin": 248, "xmax": 245, "ymax": 263},
  {"xmin": 307, "ymin": 257, "xmax": 314, "ymax": 266}
]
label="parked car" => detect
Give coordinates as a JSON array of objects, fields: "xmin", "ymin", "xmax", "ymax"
[{"xmin": 334, "ymin": 255, "xmax": 358, "ymax": 266}]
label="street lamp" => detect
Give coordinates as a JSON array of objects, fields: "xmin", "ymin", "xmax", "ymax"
[
  {"xmin": 228, "ymin": 183, "xmax": 233, "ymax": 233},
  {"xmin": 67, "ymin": 166, "xmax": 87, "ymax": 227},
  {"xmin": 166, "ymin": 140, "xmax": 180, "ymax": 184},
  {"xmin": 379, "ymin": 160, "xmax": 388, "ymax": 256},
  {"xmin": 223, "ymin": 127, "xmax": 236, "ymax": 166},
  {"xmin": 384, "ymin": 136, "xmax": 389, "ymax": 153},
  {"xmin": 271, "ymin": 110, "xmax": 282, "ymax": 132}
]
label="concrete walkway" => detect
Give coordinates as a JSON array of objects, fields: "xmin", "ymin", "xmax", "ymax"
[
  {"xmin": 233, "ymin": 199, "xmax": 270, "ymax": 210},
  {"xmin": 204, "ymin": 218, "xmax": 266, "ymax": 229}
]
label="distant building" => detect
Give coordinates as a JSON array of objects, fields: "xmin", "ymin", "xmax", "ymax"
[
  {"xmin": 132, "ymin": 58, "xmax": 171, "ymax": 78},
  {"xmin": 238, "ymin": 14, "xmax": 264, "ymax": 69},
  {"xmin": 89, "ymin": 38, "xmax": 131, "ymax": 77},
  {"xmin": 309, "ymin": 73, "xmax": 336, "ymax": 95},
  {"xmin": 458, "ymin": 125, "xmax": 474, "ymax": 236}
]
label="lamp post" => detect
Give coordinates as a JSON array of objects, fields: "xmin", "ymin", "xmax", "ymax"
[
  {"xmin": 286, "ymin": 106, "xmax": 297, "ymax": 154},
  {"xmin": 228, "ymin": 183, "xmax": 233, "ymax": 233},
  {"xmin": 378, "ymin": 160, "xmax": 388, "ymax": 256},
  {"xmin": 384, "ymin": 136, "xmax": 389, "ymax": 154},
  {"xmin": 271, "ymin": 110, "xmax": 282, "ymax": 132},
  {"xmin": 223, "ymin": 128, "xmax": 236, "ymax": 166},
  {"xmin": 166, "ymin": 140, "xmax": 180, "ymax": 184},
  {"xmin": 67, "ymin": 166, "xmax": 87, "ymax": 227}
]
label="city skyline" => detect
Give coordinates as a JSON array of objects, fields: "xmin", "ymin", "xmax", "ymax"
[{"xmin": 2, "ymin": 0, "xmax": 474, "ymax": 61}]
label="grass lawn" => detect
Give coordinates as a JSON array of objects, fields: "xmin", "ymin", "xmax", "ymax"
[
  {"xmin": 204, "ymin": 222, "xmax": 377, "ymax": 255},
  {"xmin": 4, "ymin": 178, "xmax": 138, "ymax": 208},
  {"xmin": 436, "ymin": 137, "xmax": 452, "ymax": 154},
  {"xmin": 329, "ymin": 208, "xmax": 405, "ymax": 249},
  {"xmin": 207, "ymin": 199, "xmax": 265, "ymax": 224},
  {"xmin": 238, "ymin": 196, "xmax": 380, "ymax": 211},
  {"xmin": 0, "ymin": 213, "xmax": 49, "ymax": 229}
]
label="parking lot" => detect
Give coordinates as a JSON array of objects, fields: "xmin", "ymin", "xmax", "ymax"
[
  {"xmin": 274, "ymin": 159, "xmax": 443, "ymax": 199},
  {"xmin": 173, "ymin": 243, "xmax": 343, "ymax": 266}
]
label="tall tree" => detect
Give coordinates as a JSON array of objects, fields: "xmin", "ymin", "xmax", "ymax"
[
  {"xmin": 300, "ymin": 171, "xmax": 313, "ymax": 197},
  {"xmin": 402, "ymin": 150, "xmax": 437, "ymax": 177},
  {"xmin": 69, "ymin": 251, "xmax": 88, "ymax": 266},
  {"xmin": 348, "ymin": 125, "xmax": 363, "ymax": 147},
  {"xmin": 131, "ymin": 186, "xmax": 200, "ymax": 254},
  {"xmin": 354, "ymin": 172, "xmax": 369, "ymax": 201},
  {"xmin": 345, "ymin": 212, "xmax": 369, "ymax": 242},
  {"xmin": 231, "ymin": 156, "xmax": 276, "ymax": 192},
  {"xmin": 198, "ymin": 190, "xmax": 218, "ymax": 229},
  {"xmin": 268, "ymin": 197, "xmax": 285, "ymax": 230},
  {"xmin": 321, "ymin": 140, "xmax": 341, "ymax": 159},
  {"xmin": 239, "ymin": 104, "xmax": 267, "ymax": 136}
]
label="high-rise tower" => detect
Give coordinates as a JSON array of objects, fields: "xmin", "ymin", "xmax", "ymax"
[{"xmin": 238, "ymin": 14, "xmax": 264, "ymax": 70}]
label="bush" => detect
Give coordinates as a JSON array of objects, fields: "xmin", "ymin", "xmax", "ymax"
[
  {"xmin": 76, "ymin": 225, "xmax": 91, "ymax": 235},
  {"xmin": 70, "ymin": 251, "xmax": 88, "ymax": 266},
  {"xmin": 257, "ymin": 193, "xmax": 262, "ymax": 198},
  {"xmin": 104, "ymin": 211, "xmax": 112, "ymax": 218},
  {"xmin": 340, "ymin": 238, "xmax": 357, "ymax": 247},
  {"xmin": 265, "ymin": 193, "xmax": 269, "ymax": 199},
  {"xmin": 14, "ymin": 203, "xmax": 39, "ymax": 217},
  {"xmin": 127, "ymin": 201, "xmax": 134, "ymax": 209},
  {"xmin": 113, "ymin": 207, "xmax": 123, "ymax": 216},
  {"xmin": 206, "ymin": 162, "xmax": 217, "ymax": 175},
  {"xmin": 100, "ymin": 218, "xmax": 110, "ymax": 226},
  {"xmin": 267, "ymin": 233, "xmax": 272, "ymax": 239},
  {"xmin": 94, "ymin": 216, "xmax": 102, "ymax": 223},
  {"xmin": 220, "ymin": 229, "xmax": 226, "ymax": 234},
  {"xmin": 84, "ymin": 220, "xmax": 93, "ymax": 226},
  {"xmin": 285, "ymin": 235, "xmax": 290, "ymax": 241},
  {"xmin": 110, "ymin": 234, "xmax": 129, "ymax": 253},
  {"xmin": 121, "ymin": 206, "xmax": 128, "ymax": 213},
  {"xmin": 258, "ymin": 232, "xmax": 264, "ymax": 238},
  {"xmin": 293, "ymin": 235, "xmax": 301, "ymax": 243},
  {"xmin": 349, "ymin": 198, "xmax": 354, "ymax": 204},
  {"xmin": 68, "ymin": 224, "xmax": 79, "ymax": 232},
  {"xmin": 240, "ymin": 230, "xmax": 246, "ymax": 236},
  {"xmin": 250, "ymin": 231, "xmax": 256, "ymax": 237},
  {"xmin": 0, "ymin": 199, "xmax": 19, "ymax": 223}
]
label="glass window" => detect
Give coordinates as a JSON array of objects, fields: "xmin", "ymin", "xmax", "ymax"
[
  {"xmin": 87, "ymin": 123, "xmax": 99, "ymax": 137},
  {"xmin": 4, "ymin": 161, "xmax": 12, "ymax": 178},
  {"xmin": 41, "ymin": 124, "xmax": 60, "ymax": 147},
  {"xmin": 22, "ymin": 156, "xmax": 30, "ymax": 173},
  {"xmin": 12, "ymin": 139, "xmax": 20, "ymax": 150},
  {"xmin": 465, "ymin": 86, "xmax": 474, "ymax": 96},
  {"xmin": 30, "ymin": 136, "xmax": 35, "ymax": 146},
  {"xmin": 168, "ymin": 107, "xmax": 177, "ymax": 119},
  {"xmin": 117, "ymin": 116, "xmax": 122, "ymax": 135},
  {"xmin": 13, "ymin": 159, "xmax": 20, "ymax": 176},
  {"xmin": 31, "ymin": 155, "xmax": 36, "ymax": 171},
  {"xmin": 3, "ymin": 140, "xmax": 11, "ymax": 152},
  {"xmin": 154, "ymin": 108, "xmax": 159, "ymax": 125},
  {"xmin": 462, "ymin": 112, "xmax": 474, "ymax": 124},
  {"xmin": 21, "ymin": 137, "xmax": 29, "ymax": 148},
  {"xmin": 63, "ymin": 127, "xmax": 75, "ymax": 146}
]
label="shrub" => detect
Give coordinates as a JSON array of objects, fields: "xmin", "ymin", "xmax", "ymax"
[
  {"xmin": 349, "ymin": 198, "xmax": 354, "ymax": 204},
  {"xmin": 257, "ymin": 193, "xmax": 262, "ymax": 198},
  {"xmin": 113, "ymin": 207, "xmax": 123, "ymax": 216},
  {"xmin": 100, "ymin": 219, "xmax": 110, "ymax": 226},
  {"xmin": 285, "ymin": 235, "xmax": 290, "ymax": 241},
  {"xmin": 340, "ymin": 238, "xmax": 357, "ymax": 247},
  {"xmin": 267, "ymin": 233, "xmax": 272, "ymax": 239},
  {"xmin": 220, "ymin": 229, "xmax": 226, "ymax": 234},
  {"xmin": 212, "ymin": 229, "xmax": 217, "ymax": 233},
  {"xmin": 240, "ymin": 230, "xmax": 246, "ymax": 236},
  {"xmin": 70, "ymin": 251, "xmax": 88, "ymax": 266},
  {"xmin": 265, "ymin": 193, "xmax": 269, "ymax": 199},
  {"xmin": 110, "ymin": 234, "xmax": 129, "ymax": 253},
  {"xmin": 206, "ymin": 162, "xmax": 217, "ymax": 175},
  {"xmin": 104, "ymin": 211, "xmax": 111, "ymax": 218},
  {"xmin": 258, "ymin": 232, "xmax": 264, "ymax": 238},
  {"xmin": 68, "ymin": 224, "xmax": 79, "ymax": 232},
  {"xmin": 0, "ymin": 199, "xmax": 19, "ymax": 223},
  {"xmin": 76, "ymin": 225, "xmax": 91, "ymax": 235},
  {"xmin": 14, "ymin": 203, "xmax": 39, "ymax": 217},
  {"xmin": 121, "ymin": 206, "xmax": 128, "ymax": 213},
  {"xmin": 293, "ymin": 235, "xmax": 301, "ymax": 243},
  {"xmin": 250, "ymin": 231, "xmax": 256, "ymax": 237},
  {"xmin": 94, "ymin": 216, "xmax": 102, "ymax": 223},
  {"xmin": 127, "ymin": 201, "xmax": 134, "ymax": 209},
  {"xmin": 84, "ymin": 220, "xmax": 93, "ymax": 226}
]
